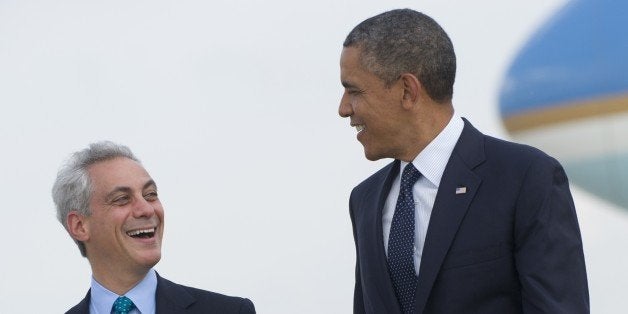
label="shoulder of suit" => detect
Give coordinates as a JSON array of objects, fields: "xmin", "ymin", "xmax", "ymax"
[
  {"xmin": 64, "ymin": 303, "xmax": 84, "ymax": 314},
  {"xmin": 65, "ymin": 289, "xmax": 90, "ymax": 314},
  {"xmin": 472, "ymin": 134, "xmax": 566, "ymax": 185},
  {"xmin": 482, "ymin": 134, "xmax": 556, "ymax": 164},
  {"xmin": 158, "ymin": 276, "xmax": 255, "ymax": 313},
  {"xmin": 178, "ymin": 282, "xmax": 250, "ymax": 304},
  {"xmin": 178, "ymin": 284, "xmax": 255, "ymax": 313},
  {"xmin": 458, "ymin": 117, "xmax": 556, "ymax": 165}
]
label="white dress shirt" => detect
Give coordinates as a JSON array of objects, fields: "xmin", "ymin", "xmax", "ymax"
[
  {"xmin": 383, "ymin": 115, "xmax": 464, "ymax": 276},
  {"xmin": 89, "ymin": 268, "xmax": 157, "ymax": 314}
]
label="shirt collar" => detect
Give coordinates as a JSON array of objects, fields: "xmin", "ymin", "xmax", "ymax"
[
  {"xmin": 90, "ymin": 269, "xmax": 157, "ymax": 314},
  {"xmin": 405, "ymin": 115, "xmax": 464, "ymax": 188}
]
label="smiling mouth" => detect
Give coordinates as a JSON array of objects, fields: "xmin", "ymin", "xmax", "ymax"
[
  {"xmin": 354, "ymin": 125, "xmax": 365, "ymax": 133},
  {"xmin": 126, "ymin": 228, "xmax": 156, "ymax": 239}
]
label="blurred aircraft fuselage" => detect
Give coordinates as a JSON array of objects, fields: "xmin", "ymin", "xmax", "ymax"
[{"xmin": 499, "ymin": 0, "xmax": 628, "ymax": 209}]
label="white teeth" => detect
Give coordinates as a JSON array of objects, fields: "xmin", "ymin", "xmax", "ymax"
[
  {"xmin": 127, "ymin": 228, "xmax": 155, "ymax": 236},
  {"xmin": 355, "ymin": 125, "xmax": 365, "ymax": 132}
]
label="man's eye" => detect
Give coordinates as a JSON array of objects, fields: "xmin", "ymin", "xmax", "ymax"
[
  {"xmin": 144, "ymin": 192, "xmax": 159, "ymax": 201},
  {"xmin": 112, "ymin": 196, "xmax": 130, "ymax": 205},
  {"xmin": 348, "ymin": 89, "xmax": 364, "ymax": 96}
]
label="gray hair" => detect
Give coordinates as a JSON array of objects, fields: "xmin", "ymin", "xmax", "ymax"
[
  {"xmin": 343, "ymin": 9, "xmax": 456, "ymax": 103},
  {"xmin": 52, "ymin": 141, "xmax": 139, "ymax": 257}
]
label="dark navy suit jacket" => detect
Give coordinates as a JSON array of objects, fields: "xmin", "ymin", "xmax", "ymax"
[
  {"xmin": 65, "ymin": 273, "xmax": 255, "ymax": 314},
  {"xmin": 350, "ymin": 119, "xmax": 589, "ymax": 313}
]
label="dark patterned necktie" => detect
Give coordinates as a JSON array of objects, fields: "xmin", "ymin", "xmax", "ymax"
[
  {"xmin": 112, "ymin": 296, "xmax": 136, "ymax": 314},
  {"xmin": 388, "ymin": 163, "xmax": 421, "ymax": 314}
]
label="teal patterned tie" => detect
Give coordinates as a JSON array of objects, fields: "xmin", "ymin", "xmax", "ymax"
[{"xmin": 112, "ymin": 296, "xmax": 136, "ymax": 314}]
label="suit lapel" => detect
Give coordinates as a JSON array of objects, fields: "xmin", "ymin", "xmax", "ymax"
[
  {"xmin": 363, "ymin": 160, "xmax": 403, "ymax": 313},
  {"xmin": 155, "ymin": 273, "xmax": 196, "ymax": 314},
  {"xmin": 414, "ymin": 120, "xmax": 485, "ymax": 313}
]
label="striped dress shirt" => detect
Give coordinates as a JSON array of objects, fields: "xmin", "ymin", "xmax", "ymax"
[{"xmin": 383, "ymin": 115, "xmax": 464, "ymax": 276}]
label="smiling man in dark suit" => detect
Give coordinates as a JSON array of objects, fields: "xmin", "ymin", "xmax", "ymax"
[
  {"xmin": 338, "ymin": 9, "xmax": 589, "ymax": 314},
  {"xmin": 52, "ymin": 141, "xmax": 255, "ymax": 314}
]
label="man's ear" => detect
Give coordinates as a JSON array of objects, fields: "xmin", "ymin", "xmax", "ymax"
[
  {"xmin": 67, "ymin": 211, "xmax": 90, "ymax": 242},
  {"xmin": 400, "ymin": 73, "xmax": 422, "ymax": 110}
]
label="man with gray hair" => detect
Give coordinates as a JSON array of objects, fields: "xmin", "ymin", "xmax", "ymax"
[
  {"xmin": 339, "ymin": 9, "xmax": 589, "ymax": 313},
  {"xmin": 53, "ymin": 141, "xmax": 255, "ymax": 314}
]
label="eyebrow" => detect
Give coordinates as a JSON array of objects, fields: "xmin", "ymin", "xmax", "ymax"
[
  {"xmin": 144, "ymin": 179, "xmax": 157, "ymax": 191},
  {"xmin": 341, "ymin": 81, "xmax": 357, "ymax": 89},
  {"xmin": 105, "ymin": 179, "xmax": 158, "ymax": 201}
]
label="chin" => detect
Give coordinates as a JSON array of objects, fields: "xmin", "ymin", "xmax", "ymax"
[
  {"xmin": 363, "ymin": 149, "xmax": 386, "ymax": 161},
  {"xmin": 140, "ymin": 258, "xmax": 161, "ymax": 269},
  {"xmin": 136, "ymin": 251, "xmax": 162, "ymax": 268},
  {"xmin": 364, "ymin": 154, "xmax": 381, "ymax": 161}
]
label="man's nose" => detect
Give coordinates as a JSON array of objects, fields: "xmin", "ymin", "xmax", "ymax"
[
  {"xmin": 339, "ymin": 93, "xmax": 353, "ymax": 118},
  {"xmin": 133, "ymin": 197, "xmax": 156, "ymax": 218}
]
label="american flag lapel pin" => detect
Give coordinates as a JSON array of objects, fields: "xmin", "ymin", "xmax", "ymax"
[{"xmin": 455, "ymin": 186, "xmax": 467, "ymax": 194}]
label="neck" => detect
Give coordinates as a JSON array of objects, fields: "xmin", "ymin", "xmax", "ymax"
[
  {"xmin": 90, "ymin": 264, "xmax": 150, "ymax": 295},
  {"xmin": 398, "ymin": 103, "xmax": 454, "ymax": 162}
]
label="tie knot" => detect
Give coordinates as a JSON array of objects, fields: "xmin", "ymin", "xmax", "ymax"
[
  {"xmin": 112, "ymin": 296, "xmax": 136, "ymax": 314},
  {"xmin": 400, "ymin": 163, "xmax": 421, "ymax": 190}
]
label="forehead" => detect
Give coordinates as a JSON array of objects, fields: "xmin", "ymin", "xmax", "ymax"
[
  {"xmin": 87, "ymin": 157, "xmax": 152, "ymax": 192},
  {"xmin": 340, "ymin": 46, "xmax": 363, "ymax": 72},
  {"xmin": 340, "ymin": 46, "xmax": 385, "ymax": 88}
]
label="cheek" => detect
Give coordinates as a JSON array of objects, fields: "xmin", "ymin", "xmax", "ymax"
[{"xmin": 155, "ymin": 203, "xmax": 165, "ymax": 218}]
